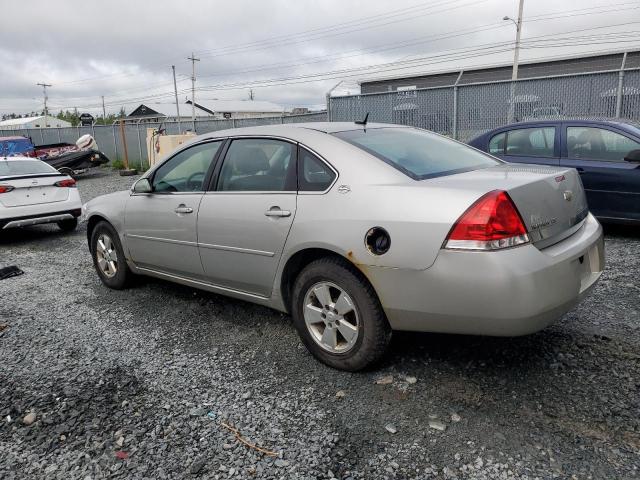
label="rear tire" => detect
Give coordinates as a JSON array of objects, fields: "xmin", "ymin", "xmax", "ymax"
[
  {"xmin": 90, "ymin": 221, "xmax": 131, "ymax": 290},
  {"xmin": 57, "ymin": 218, "xmax": 78, "ymax": 232},
  {"xmin": 291, "ymin": 257, "xmax": 391, "ymax": 371}
]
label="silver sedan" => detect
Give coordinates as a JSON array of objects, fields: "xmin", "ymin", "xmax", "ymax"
[{"xmin": 83, "ymin": 123, "xmax": 604, "ymax": 370}]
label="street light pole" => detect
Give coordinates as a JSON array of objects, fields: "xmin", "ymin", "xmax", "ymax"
[{"xmin": 505, "ymin": 0, "xmax": 524, "ymax": 122}]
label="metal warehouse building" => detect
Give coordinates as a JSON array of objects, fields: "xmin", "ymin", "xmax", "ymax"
[
  {"xmin": 359, "ymin": 50, "xmax": 640, "ymax": 93},
  {"xmin": 327, "ymin": 49, "xmax": 640, "ymax": 140}
]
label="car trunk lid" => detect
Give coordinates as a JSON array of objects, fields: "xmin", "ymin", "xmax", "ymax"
[
  {"xmin": 428, "ymin": 163, "xmax": 589, "ymax": 248},
  {"xmin": 0, "ymin": 174, "xmax": 69, "ymax": 207}
]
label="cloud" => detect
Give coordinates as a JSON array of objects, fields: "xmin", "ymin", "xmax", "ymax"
[{"xmin": 0, "ymin": 0, "xmax": 636, "ymax": 115}]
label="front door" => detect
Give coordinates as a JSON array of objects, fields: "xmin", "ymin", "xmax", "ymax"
[
  {"xmin": 198, "ymin": 138, "xmax": 298, "ymax": 296},
  {"xmin": 560, "ymin": 124, "xmax": 640, "ymax": 222},
  {"xmin": 125, "ymin": 140, "xmax": 223, "ymax": 277}
]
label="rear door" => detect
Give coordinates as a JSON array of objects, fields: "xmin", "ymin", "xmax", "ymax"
[
  {"xmin": 124, "ymin": 140, "xmax": 223, "ymax": 278},
  {"xmin": 560, "ymin": 123, "xmax": 640, "ymax": 222},
  {"xmin": 488, "ymin": 124, "xmax": 560, "ymax": 167},
  {"xmin": 197, "ymin": 137, "xmax": 298, "ymax": 297}
]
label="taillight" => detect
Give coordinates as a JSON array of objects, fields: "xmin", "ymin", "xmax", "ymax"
[
  {"xmin": 444, "ymin": 190, "xmax": 529, "ymax": 251},
  {"xmin": 54, "ymin": 178, "xmax": 76, "ymax": 188},
  {"xmin": 0, "ymin": 185, "xmax": 14, "ymax": 193}
]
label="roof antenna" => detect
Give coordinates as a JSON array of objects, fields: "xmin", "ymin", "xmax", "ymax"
[{"xmin": 355, "ymin": 112, "xmax": 369, "ymax": 126}]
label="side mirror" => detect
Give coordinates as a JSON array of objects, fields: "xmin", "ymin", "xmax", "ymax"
[
  {"xmin": 132, "ymin": 178, "xmax": 152, "ymax": 193},
  {"xmin": 624, "ymin": 149, "xmax": 640, "ymax": 163}
]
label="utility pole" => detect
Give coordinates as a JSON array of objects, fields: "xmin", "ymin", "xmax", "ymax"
[
  {"xmin": 101, "ymin": 96, "xmax": 107, "ymax": 122},
  {"xmin": 249, "ymin": 88, "xmax": 254, "ymax": 101},
  {"xmin": 187, "ymin": 53, "xmax": 200, "ymax": 132},
  {"xmin": 36, "ymin": 82, "xmax": 52, "ymax": 126},
  {"xmin": 172, "ymin": 65, "xmax": 182, "ymax": 133},
  {"xmin": 504, "ymin": 0, "xmax": 524, "ymax": 122}
]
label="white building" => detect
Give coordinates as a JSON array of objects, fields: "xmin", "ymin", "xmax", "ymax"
[
  {"xmin": 187, "ymin": 99, "xmax": 287, "ymax": 119},
  {"xmin": 0, "ymin": 115, "xmax": 72, "ymax": 130},
  {"xmin": 126, "ymin": 99, "xmax": 287, "ymax": 123}
]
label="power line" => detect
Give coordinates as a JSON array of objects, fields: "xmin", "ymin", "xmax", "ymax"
[
  {"xmin": 43, "ymin": 0, "xmax": 640, "ymax": 95},
  {"xmin": 39, "ymin": 21, "xmax": 640, "ymax": 111}
]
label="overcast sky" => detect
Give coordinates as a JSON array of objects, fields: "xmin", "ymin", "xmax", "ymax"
[{"xmin": 1, "ymin": 0, "xmax": 638, "ymax": 116}]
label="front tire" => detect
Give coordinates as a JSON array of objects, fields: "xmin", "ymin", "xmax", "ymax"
[
  {"xmin": 57, "ymin": 218, "xmax": 78, "ymax": 232},
  {"xmin": 291, "ymin": 257, "xmax": 391, "ymax": 371},
  {"xmin": 90, "ymin": 221, "xmax": 131, "ymax": 289}
]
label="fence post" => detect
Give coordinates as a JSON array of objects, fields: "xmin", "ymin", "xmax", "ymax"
[
  {"xmin": 326, "ymin": 93, "xmax": 332, "ymax": 122},
  {"xmin": 232, "ymin": 118, "xmax": 237, "ymax": 128},
  {"xmin": 119, "ymin": 119, "xmax": 130, "ymax": 169},
  {"xmin": 39, "ymin": 128, "xmax": 44, "ymax": 144},
  {"xmin": 57, "ymin": 127, "xmax": 61, "ymax": 143},
  {"xmin": 615, "ymin": 52, "xmax": 628, "ymax": 118},
  {"xmin": 452, "ymin": 70, "xmax": 464, "ymax": 140},
  {"xmin": 136, "ymin": 120, "xmax": 143, "ymax": 169},
  {"xmin": 112, "ymin": 124, "xmax": 118, "ymax": 161}
]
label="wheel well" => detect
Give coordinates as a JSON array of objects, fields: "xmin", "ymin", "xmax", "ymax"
[
  {"xmin": 86, "ymin": 215, "xmax": 108, "ymax": 251},
  {"xmin": 279, "ymin": 247, "xmax": 380, "ymax": 314}
]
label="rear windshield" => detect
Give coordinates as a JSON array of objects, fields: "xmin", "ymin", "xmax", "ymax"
[
  {"xmin": 0, "ymin": 159, "xmax": 58, "ymax": 177},
  {"xmin": 333, "ymin": 128, "xmax": 500, "ymax": 179}
]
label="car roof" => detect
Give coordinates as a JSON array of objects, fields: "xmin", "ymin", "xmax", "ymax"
[
  {"xmin": 196, "ymin": 121, "xmax": 406, "ymax": 140},
  {"xmin": 487, "ymin": 119, "xmax": 638, "ymax": 130}
]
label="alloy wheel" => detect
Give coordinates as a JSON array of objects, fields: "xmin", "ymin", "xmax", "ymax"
[
  {"xmin": 95, "ymin": 233, "xmax": 118, "ymax": 278},
  {"xmin": 303, "ymin": 281, "xmax": 360, "ymax": 354}
]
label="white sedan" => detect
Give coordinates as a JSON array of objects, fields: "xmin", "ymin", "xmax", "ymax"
[{"xmin": 0, "ymin": 156, "xmax": 82, "ymax": 231}]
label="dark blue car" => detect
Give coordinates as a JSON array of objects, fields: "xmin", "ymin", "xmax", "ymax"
[{"xmin": 469, "ymin": 120, "xmax": 640, "ymax": 224}]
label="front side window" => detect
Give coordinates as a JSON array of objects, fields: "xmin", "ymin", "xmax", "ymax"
[
  {"xmin": 567, "ymin": 127, "xmax": 640, "ymax": 162},
  {"xmin": 152, "ymin": 141, "xmax": 221, "ymax": 192},
  {"xmin": 298, "ymin": 148, "xmax": 336, "ymax": 191},
  {"xmin": 217, "ymin": 138, "xmax": 295, "ymax": 191},
  {"xmin": 504, "ymin": 127, "xmax": 555, "ymax": 158},
  {"xmin": 489, "ymin": 132, "xmax": 506, "ymax": 155},
  {"xmin": 334, "ymin": 128, "xmax": 499, "ymax": 180}
]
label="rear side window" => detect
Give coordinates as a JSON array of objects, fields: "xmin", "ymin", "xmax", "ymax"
[
  {"xmin": 504, "ymin": 127, "xmax": 555, "ymax": 158},
  {"xmin": 0, "ymin": 159, "xmax": 58, "ymax": 177},
  {"xmin": 217, "ymin": 138, "xmax": 296, "ymax": 192},
  {"xmin": 333, "ymin": 128, "xmax": 499, "ymax": 180},
  {"xmin": 489, "ymin": 132, "xmax": 506, "ymax": 155},
  {"xmin": 298, "ymin": 148, "xmax": 336, "ymax": 191}
]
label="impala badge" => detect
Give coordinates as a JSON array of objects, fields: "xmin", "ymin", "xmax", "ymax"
[
  {"xmin": 337, "ymin": 185, "xmax": 351, "ymax": 194},
  {"xmin": 563, "ymin": 190, "xmax": 573, "ymax": 202}
]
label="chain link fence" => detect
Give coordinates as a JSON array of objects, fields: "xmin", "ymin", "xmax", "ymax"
[
  {"xmin": 0, "ymin": 111, "xmax": 328, "ymax": 168},
  {"xmin": 330, "ymin": 68, "xmax": 640, "ymax": 143},
  {"xmin": 3, "ymin": 69, "xmax": 639, "ymax": 167}
]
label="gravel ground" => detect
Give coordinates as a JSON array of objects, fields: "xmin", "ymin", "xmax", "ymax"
[{"xmin": 1, "ymin": 169, "xmax": 639, "ymax": 480}]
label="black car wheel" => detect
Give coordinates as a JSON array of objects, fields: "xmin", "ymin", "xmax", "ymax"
[{"xmin": 291, "ymin": 257, "xmax": 391, "ymax": 371}]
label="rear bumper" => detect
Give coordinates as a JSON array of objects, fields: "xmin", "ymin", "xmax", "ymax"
[
  {"xmin": 2, "ymin": 212, "xmax": 79, "ymax": 229},
  {"xmin": 367, "ymin": 213, "xmax": 604, "ymax": 336},
  {"xmin": 1, "ymin": 197, "xmax": 82, "ymax": 230}
]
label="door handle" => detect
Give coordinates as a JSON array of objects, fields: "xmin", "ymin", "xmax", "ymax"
[
  {"xmin": 175, "ymin": 205, "xmax": 193, "ymax": 214},
  {"xmin": 265, "ymin": 207, "xmax": 291, "ymax": 218}
]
